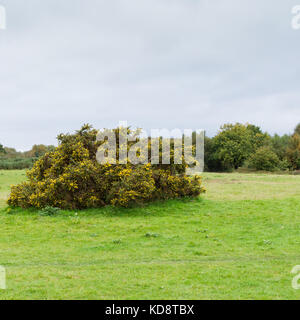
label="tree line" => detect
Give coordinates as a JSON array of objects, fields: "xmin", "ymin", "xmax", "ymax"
[
  {"xmin": 204, "ymin": 123, "xmax": 300, "ymax": 172},
  {"xmin": 1, "ymin": 122, "xmax": 300, "ymax": 172},
  {"xmin": 0, "ymin": 144, "xmax": 55, "ymax": 170}
]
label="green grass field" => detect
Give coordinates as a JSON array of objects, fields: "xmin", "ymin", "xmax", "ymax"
[{"xmin": 0, "ymin": 170, "xmax": 300, "ymax": 300}]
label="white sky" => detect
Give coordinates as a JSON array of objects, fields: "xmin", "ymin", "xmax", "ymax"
[{"xmin": 0, "ymin": 0, "xmax": 300, "ymax": 150}]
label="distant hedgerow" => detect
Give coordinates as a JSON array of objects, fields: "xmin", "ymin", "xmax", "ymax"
[
  {"xmin": 0, "ymin": 157, "xmax": 37, "ymax": 170},
  {"xmin": 8, "ymin": 125, "xmax": 205, "ymax": 209}
]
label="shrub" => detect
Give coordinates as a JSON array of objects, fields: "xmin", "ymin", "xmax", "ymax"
[
  {"xmin": 39, "ymin": 206, "xmax": 61, "ymax": 216},
  {"xmin": 8, "ymin": 125, "xmax": 205, "ymax": 209},
  {"xmin": 248, "ymin": 146, "xmax": 281, "ymax": 171}
]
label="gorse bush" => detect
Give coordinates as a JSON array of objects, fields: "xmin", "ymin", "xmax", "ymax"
[{"xmin": 8, "ymin": 125, "xmax": 205, "ymax": 209}]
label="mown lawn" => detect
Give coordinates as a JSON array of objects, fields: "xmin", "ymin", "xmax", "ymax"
[{"xmin": 0, "ymin": 170, "xmax": 300, "ymax": 300}]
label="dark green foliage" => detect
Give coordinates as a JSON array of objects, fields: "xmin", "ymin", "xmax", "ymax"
[
  {"xmin": 248, "ymin": 146, "xmax": 282, "ymax": 171},
  {"xmin": 286, "ymin": 133, "xmax": 300, "ymax": 170},
  {"xmin": 203, "ymin": 123, "xmax": 298, "ymax": 172},
  {"xmin": 285, "ymin": 123, "xmax": 300, "ymax": 170},
  {"xmin": 2, "ymin": 147, "xmax": 23, "ymax": 159},
  {"xmin": 209, "ymin": 123, "xmax": 269, "ymax": 171},
  {"xmin": 270, "ymin": 134, "xmax": 290, "ymax": 161},
  {"xmin": 0, "ymin": 157, "xmax": 37, "ymax": 170},
  {"xmin": 0, "ymin": 144, "xmax": 5, "ymax": 154},
  {"xmin": 24, "ymin": 145, "xmax": 56, "ymax": 158},
  {"xmin": 295, "ymin": 123, "xmax": 300, "ymax": 136},
  {"xmin": 204, "ymin": 136, "xmax": 223, "ymax": 172},
  {"xmin": 0, "ymin": 144, "xmax": 55, "ymax": 170},
  {"xmin": 39, "ymin": 206, "xmax": 61, "ymax": 216}
]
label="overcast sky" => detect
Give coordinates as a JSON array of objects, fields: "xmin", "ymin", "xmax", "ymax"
[{"xmin": 0, "ymin": 0, "xmax": 300, "ymax": 150}]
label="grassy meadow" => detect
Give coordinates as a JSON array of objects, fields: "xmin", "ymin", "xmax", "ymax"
[{"xmin": 0, "ymin": 170, "xmax": 300, "ymax": 299}]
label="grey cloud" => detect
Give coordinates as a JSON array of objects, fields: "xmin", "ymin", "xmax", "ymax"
[{"xmin": 0, "ymin": 0, "xmax": 299, "ymax": 150}]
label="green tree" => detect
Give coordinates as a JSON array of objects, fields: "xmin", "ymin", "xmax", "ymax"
[
  {"xmin": 248, "ymin": 146, "xmax": 281, "ymax": 171},
  {"xmin": 294, "ymin": 123, "xmax": 300, "ymax": 136},
  {"xmin": 212, "ymin": 123, "xmax": 269, "ymax": 171},
  {"xmin": 287, "ymin": 133, "xmax": 300, "ymax": 170},
  {"xmin": 2, "ymin": 147, "xmax": 22, "ymax": 159},
  {"xmin": 24, "ymin": 145, "xmax": 55, "ymax": 158},
  {"xmin": 0, "ymin": 144, "xmax": 5, "ymax": 155},
  {"xmin": 204, "ymin": 136, "xmax": 223, "ymax": 172},
  {"xmin": 285, "ymin": 123, "xmax": 300, "ymax": 170},
  {"xmin": 270, "ymin": 134, "xmax": 290, "ymax": 161}
]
